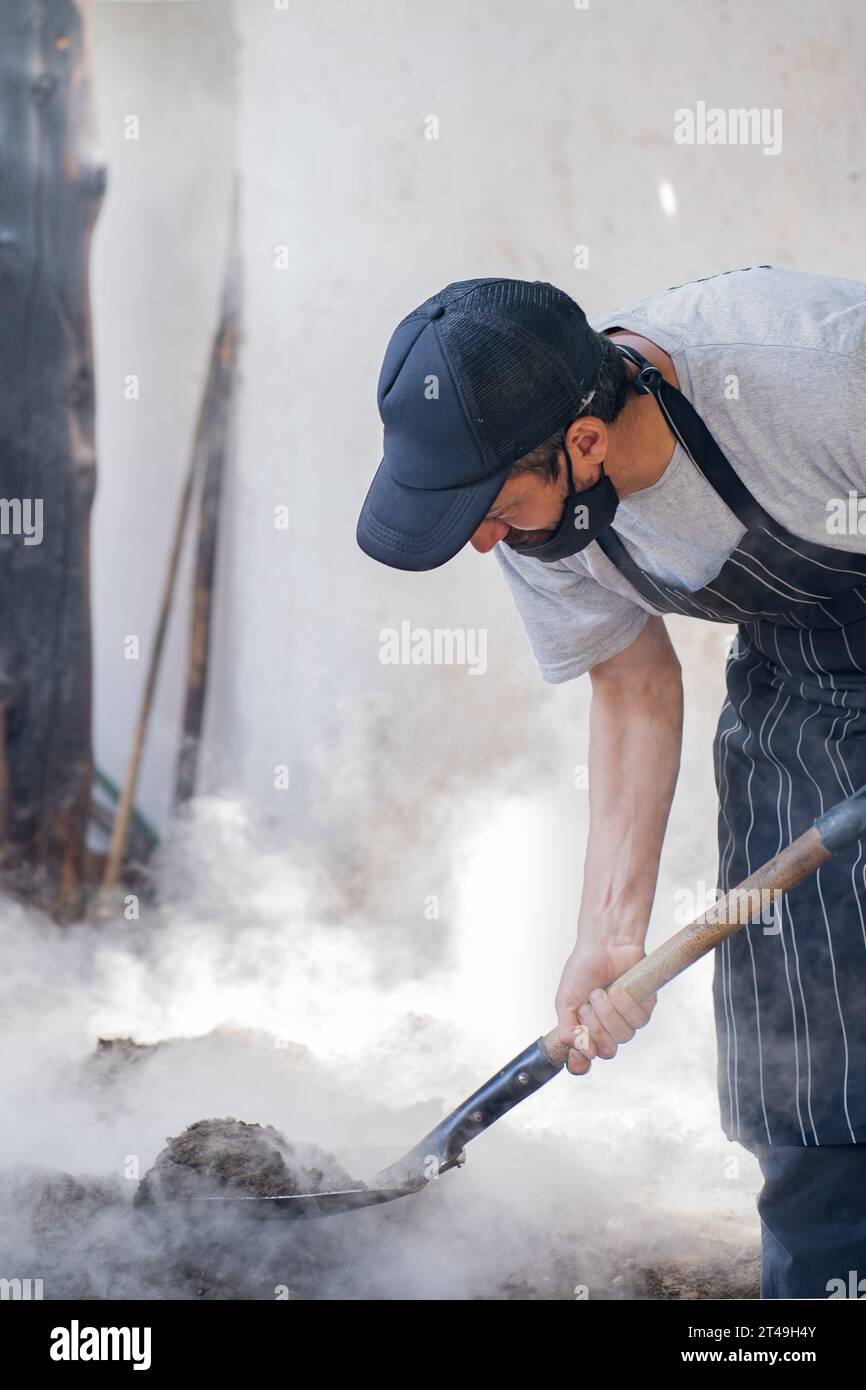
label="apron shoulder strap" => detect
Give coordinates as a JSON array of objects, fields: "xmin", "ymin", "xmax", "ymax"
[{"xmin": 614, "ymin": 342, "xmax": 770, "ymax": 530}]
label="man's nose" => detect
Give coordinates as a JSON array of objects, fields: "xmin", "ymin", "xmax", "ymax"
[{"xmin": 469, "ymin": 519, "xmax": 508, "ymax": 553}]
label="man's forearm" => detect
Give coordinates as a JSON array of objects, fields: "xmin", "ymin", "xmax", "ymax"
[{"xmin": 579, "ymin": 618, "xmax": 683, "ymax": 949}]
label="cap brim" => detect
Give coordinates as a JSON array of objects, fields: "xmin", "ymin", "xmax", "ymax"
[{"xmin": 356, "ymin": 459, "xmax": 508, "ymax": 571}]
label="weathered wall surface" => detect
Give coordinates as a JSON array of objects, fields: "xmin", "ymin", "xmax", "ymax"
[
  {"xmin": 90, "ymin": 0, "xmax": 865, "ymax": 836},
  {"xmin": 87, "ymin": 0, "xmax": 866, "ymax": 1057}
]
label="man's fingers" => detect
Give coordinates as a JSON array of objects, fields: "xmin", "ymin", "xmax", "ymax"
[
  {"xmin": 607, "ymin": 983, "xmax": 656, "ymax": 1030},
  {"xmin": 577, "ymin": 1000, "xmax": 619, "ymax": 1057},
  {"xmin": 557, "ymin": 979, "xmax": 658, "ymax": 1073},
  {"xmin": 571, "ymin": 1021, "xmax": 597, "ymax": 1060},
  {"xmin": 557, "ymin": 1019, "xmax": 597, "ymax": 1060},
  {"xmin": 566, "ymin": 1047, "xmax": 591, "ymax": 1076},
  {"xmin": 577, "ymin": 985, "xmax": 658, "ymax": 1058}
]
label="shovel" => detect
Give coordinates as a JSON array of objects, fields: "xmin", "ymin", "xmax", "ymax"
[{"xmin": 168, "ymin": 783, "xmax": 866, "ymax": 1220}]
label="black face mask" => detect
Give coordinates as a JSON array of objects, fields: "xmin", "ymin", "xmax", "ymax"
[{"xmin": 505, "ymin": 449, "xmax": 619, "ymax": 562}]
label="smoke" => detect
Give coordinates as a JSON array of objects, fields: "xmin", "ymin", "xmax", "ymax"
[
  {"xmin": 0, "ymin": 733, "xmax": 761, "ymax": 1299},
  {"xmin": 21, "ymin": 0, "xmax": 851, "ymax": 1304}
]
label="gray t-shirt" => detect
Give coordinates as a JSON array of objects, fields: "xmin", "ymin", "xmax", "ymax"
[{"xmin": 495, "ymin": 266, "xmax": 866, "ymax": 682}]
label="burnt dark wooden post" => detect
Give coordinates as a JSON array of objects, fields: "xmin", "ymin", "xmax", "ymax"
[{"xmin": 0, "ymin": 0, "xmax": 104, "ymax": 919}]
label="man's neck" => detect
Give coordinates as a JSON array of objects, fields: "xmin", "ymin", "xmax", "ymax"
[{"xmin": 603, "ymin": 330, "xmax": 680, "ymax": 498}]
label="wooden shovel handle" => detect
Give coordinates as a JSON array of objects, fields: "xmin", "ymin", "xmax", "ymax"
[{"xmin": 540, "ymin": 823, "xmax": 832, "ymax": 1069}]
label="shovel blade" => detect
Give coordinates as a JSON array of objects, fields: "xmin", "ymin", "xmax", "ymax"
[{"xmin": 164, "ymin": 1180, "xmax": 424, "ymax": 1220}]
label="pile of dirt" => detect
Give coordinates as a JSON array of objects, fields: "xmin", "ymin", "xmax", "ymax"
[
  {"xmin": 91, "ymin": 1036, "xmax": 159, "ymax": 1072},
  {"xmin": 135, "ymin": 1116, "xmax": 362, "ymax": 1204}
]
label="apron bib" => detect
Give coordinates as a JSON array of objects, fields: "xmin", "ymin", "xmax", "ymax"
[{"xmin": 596, "ymin": 344, "xmax": 866, "ymax": 1146}]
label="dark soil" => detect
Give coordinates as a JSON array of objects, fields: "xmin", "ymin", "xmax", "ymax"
[{"xmin": 135, "ymin": 1116, "xmax": 361, "ymax": 1204}]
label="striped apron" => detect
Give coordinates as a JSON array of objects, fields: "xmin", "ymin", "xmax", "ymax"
[{"xmin": 596, "ymin": 344, "xmax": 866, "ymax": 1148}]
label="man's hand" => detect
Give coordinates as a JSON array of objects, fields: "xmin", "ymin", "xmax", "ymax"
[{"xmin": 555, "ymin": 941, "xmax": 657, "ymax": 1076}]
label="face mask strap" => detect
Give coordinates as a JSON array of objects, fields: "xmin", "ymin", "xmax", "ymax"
[
  {"xmin": 564, "ymin": 441, "xmax": 607, "ymax": 495},
  {"xmin": 562, "ymin": 441, "xmax": 577, "ymax": 495}
]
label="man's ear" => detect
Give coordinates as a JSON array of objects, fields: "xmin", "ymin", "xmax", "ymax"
[{"xmin": 566, "ymin": 416, "xmax": 607, "ymax": 472}]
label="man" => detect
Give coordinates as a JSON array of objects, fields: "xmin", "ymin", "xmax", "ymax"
[{"xmin": 356, "ymin": 268, "xmax": 866, "ymax": 1299}]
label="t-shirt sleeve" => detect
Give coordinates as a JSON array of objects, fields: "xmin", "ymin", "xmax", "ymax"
[{"xmin": 494, "ymin": 542, "xmax": 650, "ymax": 683}]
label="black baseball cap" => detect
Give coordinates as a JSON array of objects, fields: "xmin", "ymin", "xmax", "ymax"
[{"xmin": 356, "ymin": 277, "xmax": 604, "ymax": 571}]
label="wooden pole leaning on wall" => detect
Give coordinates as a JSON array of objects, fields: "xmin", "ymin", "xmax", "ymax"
[
  {"xmin": 174, "ymin": 188, "xmax": 241, "ymax": 807},
  {"xmin": 97, "ymin": 434, "xmax": 199, "ymax": 904},
  {"xmin": 99, "ymin": 188, "xmax": 241, "ymax": 903}
]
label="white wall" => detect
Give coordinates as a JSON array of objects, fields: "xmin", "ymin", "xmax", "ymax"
[
  {"xmin": 88, "ymin": 0, "xmax": 866, "ymax": 976},
  {"xmin": 91, "ymin": 0, "xmax": 866, "ymax": 832},
  {"xmin": 91, "ymin": 0, "xmax": 237, "ymax": 827}
]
